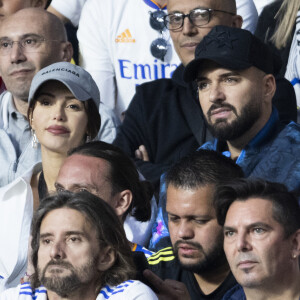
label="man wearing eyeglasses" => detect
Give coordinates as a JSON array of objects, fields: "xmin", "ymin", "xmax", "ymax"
[
  {"xmin": 0, "ymin": 8, "xmax": 73, "ymax": 188},
  {"xmin": 112, "ymin": 0, "xmax": 254, "ymax": 193}
]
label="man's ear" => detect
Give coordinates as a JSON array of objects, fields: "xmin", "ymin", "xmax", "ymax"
[
  {"xmin": 97, "ymin": 246, "xmax": 116, "ymax": 272},
  {"xmin": 61, "ymin": 42, "xmax": 74, "ymax": 63},
  {"xmin": 114, "ymin": 190, "xmax": 132, "ymax": 218},
  {"xmin": 263, "ymin": 74, "xmax": 276, "ymax": 104},
  {"xmin": 232, "ymin": 15, "xmax": 243, "ymax": 29},
  {"xmin": 291, "ymin": 229, "xmax": 300, "ymax": 259}
]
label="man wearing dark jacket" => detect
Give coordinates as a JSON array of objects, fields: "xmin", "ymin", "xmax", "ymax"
[
  {"xmin": 113, "ymin": 0, "xmax": 243, "ymax": 191},
  {"xmin": 185, "ymin": 25, "xmax": 300, "ymax": 194}
]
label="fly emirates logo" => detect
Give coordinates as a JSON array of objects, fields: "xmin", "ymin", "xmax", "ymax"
[{"xmin": 118, "ymin": 59, "xmax": 178, "ymax": 80}]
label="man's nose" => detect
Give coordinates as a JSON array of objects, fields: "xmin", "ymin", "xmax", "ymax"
[
  {"xmin": 182, "ymin": 15, "xmax": 198, "ymax": 36},
  {"xmin": 177, "ymin": 221, "xmax": 195, "ymax": 240},
  {"xmin": 236, "ymin": 232, "xmax": 252, "ymax": 252},
  {"xmin": 209, "ymin": 83, "xmax": 226, "ymax": 103},
  {"xmin": 50, "ymin": 240, "xmax": 66, "ymax": 260},
  {"xmin": 10, "ymin": 41, "xmax": 26, "ymax": 63}
]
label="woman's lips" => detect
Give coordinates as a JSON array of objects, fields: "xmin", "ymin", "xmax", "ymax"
[{"xmin": 46, "ymin": 125, "xmax": 70, "ymax": 135}]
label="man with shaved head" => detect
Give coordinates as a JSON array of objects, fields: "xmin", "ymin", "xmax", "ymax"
[
  {"xmin": 0, "ymin": 8, "xmax": 73, "ymax": 187},
  {"xmin": 0, "ymin": 8, "xmax": 72, "ymax": 106},
  {"xmin": 0, "ymin": 1, "xmax": 48, "ymax": 98}
]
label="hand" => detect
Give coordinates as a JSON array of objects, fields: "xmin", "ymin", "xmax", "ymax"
[
  {"xmin": 135, "ymin": 145, "xmax": 149, "ymax": 161},
  {"xmin": 143, "ymin": 269, "xmax": 191, "ymax": 300}
]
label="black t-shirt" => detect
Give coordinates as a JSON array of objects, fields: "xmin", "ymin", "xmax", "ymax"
[
  {"xmin": 148, "ymin": 247, "xmax": 237, "ymax": 300},
  {"xmin": 180, "ymin": 268, "xmax": 237, "ymax": 300}
]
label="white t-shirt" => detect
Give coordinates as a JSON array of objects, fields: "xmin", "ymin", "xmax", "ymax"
[
  {"xmin": 78, "ymin": 0, "xmax": 181, "ymax": 117},
  {"xmin": 78, "ymin": 0, "xmax": 258, "ymax": 118},
  {"xmin": 50, "ymin": 0, "xmax": 86, "ymax": 26},
  {"xmin": 0, "ymin": 280, "xmax": 158, "ymax": 300}
]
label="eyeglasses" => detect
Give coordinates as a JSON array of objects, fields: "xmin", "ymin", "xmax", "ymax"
[
  {"xmin": 164, "ymin": 8, "xmax": 235, "ymax": 31},
  {"xmin": 149, "ymin": 10, "xmax": 169, "ymax": 61},
  {"xmin": 0, "ymin": 36, "xmax": 62, "ymax": 55}
]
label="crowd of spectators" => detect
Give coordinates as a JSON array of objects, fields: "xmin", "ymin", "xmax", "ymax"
[{"xmin": 0, "ymin": 0, "xmax": 299, "ymax": 300}]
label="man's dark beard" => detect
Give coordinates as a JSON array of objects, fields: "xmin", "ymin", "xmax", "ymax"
[
  {"xmin": 173, "ymin": 237, "xmax": 227, "ymax": 274},
  {"xmin": 39, "ymin": 258, "xmax": 97, "ymax": 298},
  {"xmin": 206, "ymin": 100, "xmax": 261, "ymax": 141}
]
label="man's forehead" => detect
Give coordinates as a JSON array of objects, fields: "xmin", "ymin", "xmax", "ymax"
[
  {"xmin": 58, "ymin": 154, "xmax": 111, "ymax": 185},
  {"xmin": 40, "ymin": 208, "xmax": 93, "ymax": 235},
  {"xmin": 166, "ymin": 184, "xmax": 216, "ymax": 214},
  {"xmin": 167, "ymin": 0, "xmax": 217, "ymax": 13},
  {"xmin": 225, "ymin": 198, "xmax": 278, "ymax": 227},
  {"xmin": 0, "ymin": 10, "xmax": 50, "ymax": 38},
  {"xmin": 64, "ymin": 154, "xmax": 110, "ymax": 171}
]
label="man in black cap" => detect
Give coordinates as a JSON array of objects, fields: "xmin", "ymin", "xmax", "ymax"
[{"xmin": 184, "ymin": 25, "xmax": 300, "ymax": 194}]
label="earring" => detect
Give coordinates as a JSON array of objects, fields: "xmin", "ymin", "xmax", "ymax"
[
  {"xmin": 31, "ymin": 129, "xmax": 38, "ymax": 149},
  {"xmin": 293, "ymin": 254, "xmax": 297, "ymax": 259},
  {"xmin": 86, "ymin": 135, "xmax": 91, "ymax": 143}
]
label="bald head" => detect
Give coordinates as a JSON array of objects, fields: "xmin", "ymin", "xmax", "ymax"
[
  {"xmin": 0, "ymin": 8, "xmax": 68, "ymax": 41},
  {"xmin": 0, "ymin": 7, "xmax": 73, "ymax": 108},
  {"xmin": 222, "ymin": 0, "xmax": 237, "ymax": 14},
  {"xmin": 167, "ymin": 0, "xmax": 237, "ymax": 12}
]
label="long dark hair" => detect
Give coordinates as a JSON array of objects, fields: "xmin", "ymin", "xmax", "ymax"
[{"xmin": 30, "ymin": 191, "xmax": 136, "ymax": 290}]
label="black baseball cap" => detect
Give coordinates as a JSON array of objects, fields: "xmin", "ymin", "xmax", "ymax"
[{"xmin": 184, "ymin": 25, "xmax": 282, "ymax": 82}]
